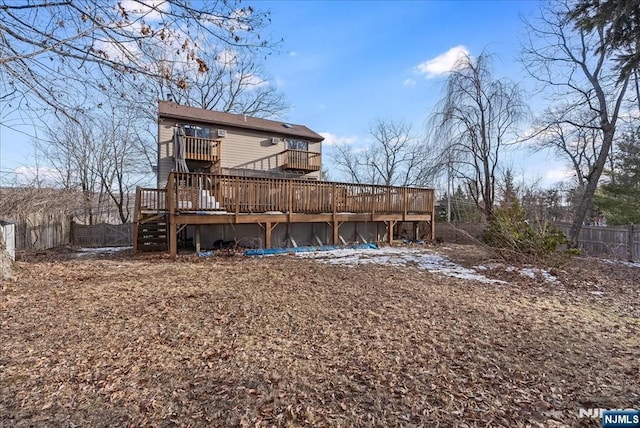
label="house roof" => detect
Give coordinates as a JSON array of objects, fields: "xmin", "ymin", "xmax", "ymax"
[{"xmin": 158, "ymin": 101, "xmax": 324, "ymax": 142}]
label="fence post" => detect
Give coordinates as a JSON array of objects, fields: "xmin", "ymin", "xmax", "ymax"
[{"xmin": 628, "ymin": 224, "xmax": 634, "ymax": 262}]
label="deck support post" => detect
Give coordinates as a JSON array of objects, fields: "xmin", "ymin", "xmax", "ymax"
[
  {"xmin": 431, "ymin": 213, "xmax": 436, "ymax": 243},
  {"xmin": 258, "ymin": 222, "xmax": 278, "ymax": 248},
  {"xmin": 265, "ymin": 222, "xmax": 272, "ymax": 249},
  {"xmin": 414, "ymin": 222, "xmax": 419, "ymax": 242},
  {"xmin": 132, "ymin": 186, "xmax": 141, "ymax": 255},
  {"xmin": 167, "ymin": 173, "xmax": 177, "ymax": 259},
  {"xmin": 387, "ymin": 220, "xmax": 396, "ymax": 245},
  {"xmin": 169, "ymin": 216, "xmax": 177, "ymax": 258},
  {"xmin": 195, "ymin": 225, "xmax": 201, "ymax": 252}
]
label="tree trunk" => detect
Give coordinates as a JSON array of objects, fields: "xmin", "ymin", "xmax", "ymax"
[
  {"xmin": 0, "ymin": 228, "xmax": 13, "ymax": 280},
  {"xmin": 568, "ymin": 128, "xmax": 614, "ymax": 246}
]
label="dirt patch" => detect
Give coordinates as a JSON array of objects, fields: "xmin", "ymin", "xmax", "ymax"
[{"xmin": 1, "ymin": 245, "xmax": 638, "ymax": 426}]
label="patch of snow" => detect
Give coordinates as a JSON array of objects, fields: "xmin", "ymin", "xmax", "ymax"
[
  {"xmin": 474, "ymin": 263, "xmax": 558, "ymax": 283},
  {"xmin": 590, "ymin": 291, "xmax": 605, "ymax": 296},
  {"xmin": 603, "ymin": 259, "xmax": 640, "ymax": 268},
  {"xmin": 520, "ymin": 268, "xmax": 537, "ymax": 279},
  {"xmin": 540, "ymin": 270, "xmax": 558, "ymax": 283},
  {"xmin": 75, "ymin": 247, "xmax": 131, "ymax": 257},
  {"xmin": 296, "ymin": 247, "xmax": 508, "ymax": 285}
]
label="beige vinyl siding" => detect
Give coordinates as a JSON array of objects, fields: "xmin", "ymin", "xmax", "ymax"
[
  {"xmin": 157, "ymin": 117, "xmax": 322, "ymax": 184},
  {"xmin": 220, "ymin": 128, "xmax": 282, "ymax": 171},
  {"xmin": 220, "ymin": 128, "xmax": 321, "ymax": 180},
  {"xmin": 157, "ymin": 118, "xmax": 176, "ymax": 188}
]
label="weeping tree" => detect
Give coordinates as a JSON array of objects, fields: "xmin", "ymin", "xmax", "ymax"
[{"xmin": 430, "ymin": 52, "xmax": 525, "ymax": 220}]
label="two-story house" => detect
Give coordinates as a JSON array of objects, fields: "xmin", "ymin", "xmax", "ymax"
[
  {"xmin": 133, "ymin": 102, "xmax": 435, "ymax": 256},
  {"xmin": 157, "ymin": 101, "xmax": 324, "ymax": 187}
]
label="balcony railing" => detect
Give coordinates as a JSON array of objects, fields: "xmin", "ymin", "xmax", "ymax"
[
  {"xmin": 166, "ymin": 172, "xmax": 434, "ymax": 215},
  {"xmin": 177, "ymin": 136, "xmax": 221, "ymax": 162},
  {"xmin": 137, "ymin": 188, "xmax": 167, "ymax": 213},
  {"xmin": 279, "ymin": 149, "xmax": 321, "ymax": 172}
]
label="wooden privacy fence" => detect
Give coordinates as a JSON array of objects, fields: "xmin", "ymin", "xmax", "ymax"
[
  {"xmin": 13, "ymin": 213, "xmax": 72, "ymax": 251},
  {"xmin": 166, "ymin": 172, "xmax": 435, "ymax": 215},
  {"xmin": 556, "ymin": 223, "xmax": 639, "ymax": 261},
  {"xmin": 71, "ymin": 223, "xmax": 132, "ymax": 247}
]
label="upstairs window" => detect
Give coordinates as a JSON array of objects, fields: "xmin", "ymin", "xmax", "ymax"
[
  {"xmin": 182, "ymin": 124, "xmax": 212, "ymax": 139},
  {"xmin": 286, "ymin": 139, "xmax": 309, "ymax": 151}
]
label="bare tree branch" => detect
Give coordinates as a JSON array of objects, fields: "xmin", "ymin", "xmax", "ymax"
[{"xmin": 521, "ymin": 0, "xmax": 633, "ymax": 245}]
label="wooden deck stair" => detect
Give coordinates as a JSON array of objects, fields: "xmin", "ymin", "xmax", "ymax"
[{"xmin": 135, "ymin": 214, "xmax": 168, "ymax": 252}]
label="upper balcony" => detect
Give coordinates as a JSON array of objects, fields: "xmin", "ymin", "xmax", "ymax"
[
  {"xmin": 176, "ymin": 136, "xmax": 221, "ymax": 163},
  {"xmin": 279, "ymin": 149, "xmax": 321, "ymax": 172}
]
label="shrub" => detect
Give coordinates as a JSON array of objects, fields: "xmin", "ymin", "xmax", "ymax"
[{"xmin": 482, "ymin": 201, "xmax": 571, "ymax": 264}]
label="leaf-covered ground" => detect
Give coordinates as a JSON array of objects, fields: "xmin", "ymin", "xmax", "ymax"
[{"xmin": 1, "ymin": 245, "xmax": 638, "ymax": 427}]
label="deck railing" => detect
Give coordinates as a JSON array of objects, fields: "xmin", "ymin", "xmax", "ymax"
[
  {"xmin": 167, "ymin": 172, "xmax": 434, "ymax": 215},
  {"xmin": 279, "ymin": 149, "xmax": 321, "ymax": 172},
  {"xmin": 138, "ymin": 187, "xmax": 167, "ymax": 212},
  {"xmin": 177, "ymin": 136, "xmax": 221, "ymax": 162}
]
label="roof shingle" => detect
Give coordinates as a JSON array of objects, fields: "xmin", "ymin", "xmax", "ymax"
[{"xmin": 158, "ymin": 101, "xmax": 324, "ymax": 142}]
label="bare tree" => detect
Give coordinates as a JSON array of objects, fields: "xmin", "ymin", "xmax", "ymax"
[
  {"xmin": 42, "ymin": 116, "xmax": 103, "ymax": 224},
  {"xmin": 161, "ymin": 51, "xmax": 288, "ymax": 118},
  {"xmin": 94, "ymin": 106, "xmax": 148, "ymax": 224},
  {"xmin": 430, "ymin": 52, "xmax": 525, "ymax": 220},
  {"xmin": 0, "ymin": 0, "xmax": 276, "ymax": 117},
  {"xmin": 332, "ymin": 118, "xmax": 426, "ymax": 186},
  {"xmin": 529, "ymin": 106, "xmax": 603, "ymax": 187},
  {"xmin": 522, "ymin": 0, "xmax": 631, "ymax": 245},
  {"xmin": 38, "ymin": 101, "xmax": 149, "ymax": 224}
]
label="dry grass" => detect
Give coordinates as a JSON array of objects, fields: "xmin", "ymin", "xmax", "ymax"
[{"xmin": 1, "ymin": 245, "xmax": 639, "ymax": 427}]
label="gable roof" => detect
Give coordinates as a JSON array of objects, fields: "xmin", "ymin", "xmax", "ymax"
[{"xmin": 158, "ymin": 101, "xmax": 324, "ymax": 142}]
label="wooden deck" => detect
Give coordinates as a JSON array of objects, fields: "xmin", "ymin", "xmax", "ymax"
[
  {"xmin": 134, "ymin": 172, "xmax": 435, "ymax": 256},
  {"xmin": 180, "ymin": 136, "xmax": 221, "ymax": 162},
  {"xmin": 280, "ymin": 149, "xmax": 321, "ymax": 172}
]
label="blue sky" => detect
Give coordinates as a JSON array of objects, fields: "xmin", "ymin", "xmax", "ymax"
[
  {"xmin": 0, "ymin": 0, "xmax": 571, "ymax": 187},
  {"xmin": 263, "ymin": 0, "xmax": 567, "ymax": 187}
]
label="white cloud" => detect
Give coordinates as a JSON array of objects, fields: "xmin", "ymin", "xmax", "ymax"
[
  {"xmin": 416, "ymin": 45, "xmax": 470, "ymax": 78},
  {"xmin": 13, "ymin": 166, "xmax": 58, "ymax": 184},
  {"xmin": 403, "ymin": 78, "xmax": 417, "ymax": 87},
  {"xmin": 288, "ymin": 51, "xmax": 298, "ymax": 57},
  {"xmin": 217, "ymin": 48, "xmax": 238, "ymax": 67},
  {"xmin": 238, "ymin": 73, "xmax": 268, "ymax": 89},
  {"xmin": 545, "ymin": 167, "xmax": 574, "ymax": 183},
  {"xmin": 320, "ymin": 132, "xmax": 358, "ymax": 146},
  {"xmin": 119, "ymin": 0, "xmax": 170, "ymax": 21}
]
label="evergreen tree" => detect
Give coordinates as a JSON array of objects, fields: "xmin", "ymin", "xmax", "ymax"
[
  {"xmin": 571, "ymin": 0, "xmax": 640, "ymax": 78},
  {"xmin": 594, "ymin": 128, "xmax": 640, "ymax": 224},
  {"xmin": 499, "ymin": 169, "xmax": 519, "ymax": 207}
]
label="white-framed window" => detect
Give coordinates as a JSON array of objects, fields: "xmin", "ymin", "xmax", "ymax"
[
  {"xmin": 182, "ymin": 124, "xmax": 212, "ymax": 139},
  {"xmin": 286, "ymin": 139, "xmax": 308, "ymax": 151}
]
